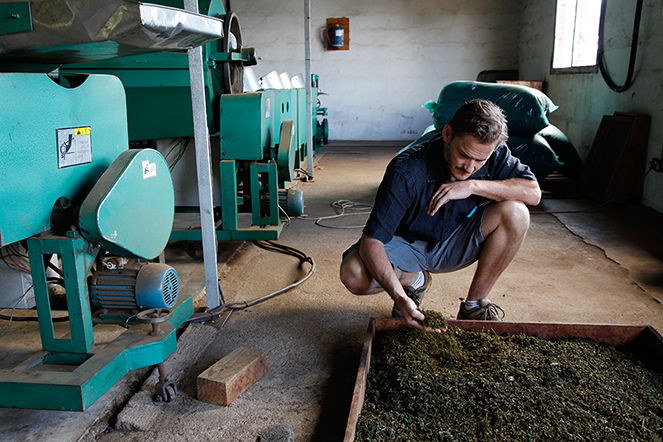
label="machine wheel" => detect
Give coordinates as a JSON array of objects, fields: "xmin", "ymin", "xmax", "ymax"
[
  {"xmin": 137, "ymin": 308, "xmax": 173, "ymax": 324},
  {"xmin": 221, "ymin": 12, "xmax": 244, "ymax": 94},
  {"xmin": 156, "ymin": 380, "xmax": 178, "ymax": 402},
  {"xmin": 163, "ymin": 383, "xmax": 177, "ymax": 402}
]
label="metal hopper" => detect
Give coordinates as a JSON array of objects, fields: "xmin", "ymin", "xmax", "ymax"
[{"xmin": 0, "ymin": 0, "xmax": 223, "ymax": 71}]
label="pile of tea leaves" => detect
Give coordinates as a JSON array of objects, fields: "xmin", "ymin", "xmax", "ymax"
[{"xmin": 356, "ymin": 311, "xmax": 663, "ymax": 441}]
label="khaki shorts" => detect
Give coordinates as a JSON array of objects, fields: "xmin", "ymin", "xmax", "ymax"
[{"xmin": 343, "ymin": 204, "xmax": 486, "ymax": 274}]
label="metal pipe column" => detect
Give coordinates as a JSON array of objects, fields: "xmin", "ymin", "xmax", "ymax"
[
  {"xmin": 305, "ymin": 0, "xmax": 314, "ymax": 178},
  {"xmin": 184, "ymin": 0, "xmax": 220, "ymax": 310}
]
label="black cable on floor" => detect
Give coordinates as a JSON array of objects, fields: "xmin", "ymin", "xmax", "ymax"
[{"xmin": 185, "ymin": 241, "xmax": 315, "ymax": 323}]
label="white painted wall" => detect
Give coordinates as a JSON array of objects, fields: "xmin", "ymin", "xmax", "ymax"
[
  {"xmin": 232, "ymin": 0, "xmax": 521, "ymax": 142},
  {"xmin": 232, "ymin": 0, "xmax": 663, "ymax": 211},
  {"xmin": 519, "ymin": 0, "xmax": 663, "ymax": 212}
]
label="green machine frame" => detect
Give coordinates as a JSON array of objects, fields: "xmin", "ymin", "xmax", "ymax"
[
  {"xmin": 0, "ymin": 71, "xmax": 194, "ymax": 411},
  {"xmin": 0, "ymin": 0, "xmax": 227, "ymax": 405},
  {"xmin": 58, "ymin": 0, "xmax": 322, "ymax": 244},
  {"xmin": 0, "ymin": 231, "xmax": 191, "ymax": 411}
]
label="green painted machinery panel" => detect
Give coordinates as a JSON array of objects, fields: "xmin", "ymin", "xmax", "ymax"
[
  {"xmin": 79, "ymin": 149, "xmax": 174, "ymax": 260},
  {"xmin": 62, "ymin": 54, "xmax": 216, "ymax": 140},
  {"xmin": 295, "ymin": 88, "xmax": 308, "ymax": 149},
  {"xmin": 219, "ymin": 90, "xmax": 275, "ymax": 160},
  {"xmin": 218, "ymin": 89, "xmax": 302, "ymax": 161},
  {"xmin": 293, "ymin": 87, "xmax": 318, "ymax": 161},
  {"xmin": 272, "ymin": 89, "xmax": 297, "ymax": 147},
  {"xmin": 0, "ymin": 2, "xmax": 32, "ymax": 35},
  {"xmin": 0, "ymin": 73, "xmax": 128, "ymax": 246}
]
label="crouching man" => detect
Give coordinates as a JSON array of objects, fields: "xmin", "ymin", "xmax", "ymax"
[{"xmin": 340, "ymin": 99, "xmax": 541, "ymax": 329}]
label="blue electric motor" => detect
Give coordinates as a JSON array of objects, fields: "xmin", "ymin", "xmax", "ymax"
[{"xmin": 90, "ymin": 263, "xmax": 179, "ymax": 310}]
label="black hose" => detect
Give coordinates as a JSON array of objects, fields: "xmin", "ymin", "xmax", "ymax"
[
  {"xmin": 252, "ymin": 240, "xmax": 313, "ymax": 268},
  {"xmin": 186, "ymin": 241, "xmax": 315, "ymax": 322},
  {"xmin": 597, "ymin": 0, "xmax": 644, "ymax": 92}
]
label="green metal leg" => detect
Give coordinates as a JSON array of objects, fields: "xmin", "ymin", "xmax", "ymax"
[
  {"xmin": 170, "ymin": 160, "xmax": 285, "ymax": 241},
  {"xmin": 219, "ymin": 160, "xmax": 238, "ymax": 231},
  {"xmin": 27, "ymin": 232, "xmax": 99, "ymax": 356},
  {"xmin": 250, "ymin": 162, "xmax": 279, "ymax": 226},
  {"xmin": 0, "ymin": 296, "xmax": 192, "ymax": 411},
  {"xmin": 0, "ymin": 231, "xmax": 194, "ymax": 411}
]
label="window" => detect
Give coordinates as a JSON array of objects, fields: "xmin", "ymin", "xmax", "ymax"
[{"xmin": 552, "ymin": 0, "xmax": 602, "ymax": 73}]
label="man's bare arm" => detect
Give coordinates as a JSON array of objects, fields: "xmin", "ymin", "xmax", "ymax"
[
  {"xmin": 427, "ymin": 178, "xmax": 541, "ymax": 216},
  {"xmin": 358, "ymin": 234, "xmax": 440, "ymax": 331}
]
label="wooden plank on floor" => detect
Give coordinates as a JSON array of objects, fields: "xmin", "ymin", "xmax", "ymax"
[{"xmin": 197, "ymin": 347, "xmax": 268, "ymax": 406}]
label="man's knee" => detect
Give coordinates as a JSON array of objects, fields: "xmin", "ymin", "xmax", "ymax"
[
  {"xmin": 484, "ymin": 201, "xmax": 530, "ymax": 238},
  {"xmin": 503, "ymin": 200, "xmax": 530, "ymax": 227},
  {"xmin": 340, "ymin": 251, "xmax": 371, "ymax": 295}
]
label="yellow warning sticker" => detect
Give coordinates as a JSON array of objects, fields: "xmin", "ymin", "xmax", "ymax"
[{"xmin": 58, "ymin": 126, "xmax": 92, "ymax": 168}]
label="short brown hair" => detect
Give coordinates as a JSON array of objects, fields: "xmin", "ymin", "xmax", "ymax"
[{"xmin": 449, "ymin": 99, "xmax": 508, "ymax": 146}]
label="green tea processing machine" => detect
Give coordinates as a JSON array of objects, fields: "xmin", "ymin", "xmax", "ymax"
[
  {"xmin": 0, "ymin": 0, "xmax": 225, "ymax": 410},
  {"xmin": 57, "ymin": 0, "xmax": 327, "ymax": 243}
]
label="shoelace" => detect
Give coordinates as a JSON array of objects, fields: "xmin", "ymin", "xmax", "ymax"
[{"xmin": 481, "ymin": 302, "xmax": 505, "ymax": 320}]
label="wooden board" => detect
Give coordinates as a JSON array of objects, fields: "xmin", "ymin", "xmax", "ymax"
[
  {"xmin": 580, "ymin": 113, "xmax": 651, "ymax": 203},
  {"xmin": 343, "ymin": 318, "xmax": 663, "ymax": 442},
  {"xmin": 496, "ymin": 80, "xmax": 543, "ymax": 91},
  {"xmin": 197, "ymin": 347, "xmax": 268, "ymax": 406}
]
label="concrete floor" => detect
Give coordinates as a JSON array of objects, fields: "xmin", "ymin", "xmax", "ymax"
[{"xmin": 1, "ymin": 141, "xmax": 663, "ymax": 441}]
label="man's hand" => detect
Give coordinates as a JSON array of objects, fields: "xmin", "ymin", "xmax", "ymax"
[
  {"xmin": 358, "ymin": 235, "xmax": 442, "ymax": 333},
  {"xmin": 426, "ymin": 181, "xmax": 474, "ymax": 216},
  {"xmin": 427, "ymin": 178, "xmax": 543, "ymax": 216},
  {"xmin": 394, "ymin": 296, "xmax": 442, "ymax": 333}
]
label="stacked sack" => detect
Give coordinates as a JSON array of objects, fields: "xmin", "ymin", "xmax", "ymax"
[{"xmin": 422, "ymin": 81, "xmax": 583, "ymax": 180}]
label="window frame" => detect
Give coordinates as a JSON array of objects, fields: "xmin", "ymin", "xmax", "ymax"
[
  {"xmin": 550, "ymin": 65, "xmax": 598, "ymax": 75},
  {"xmin": 550, "ymin": 0, "xmax": 601, "ymax": 75}
]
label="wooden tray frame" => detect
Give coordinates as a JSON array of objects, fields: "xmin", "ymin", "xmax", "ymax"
[{"xmin": 344, "ymin": 318, "xmax": 663, "ymax": 441}]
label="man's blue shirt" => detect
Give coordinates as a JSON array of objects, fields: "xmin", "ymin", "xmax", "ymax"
[{"xmin": 363, "ymin": 132, "xmax": 537, "ymax": 245}]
